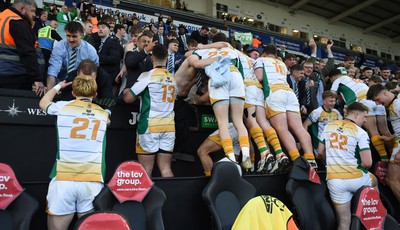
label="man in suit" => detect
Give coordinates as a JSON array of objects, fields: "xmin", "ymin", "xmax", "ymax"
[
  {"xmin": 97, "ymin": 21, "xmax": 123, "ymax": 86},
  {"xmin": 287, "ymin": 64, "xmax": 307, "ymax": 115},
  {"xmin": 157, "ymin": 25, "xmax": 167, "ymax": 45},
  {"xmin": 33, "ymin": 10, "xmax": 48, "ymax": 35},
  {"xmin": 124, "ymin": 31, "xmax": 156, "ymax": 92},
  {"xmin": 189, "ymin": 26, "xmax": 209, "ymax": 45},
  {"xmin": 166, "ymin": 38, "xmax": 184, "ymax": 75},
  {"xmin": 177, "ymin": 25, "xmax": 189, "ymax": 55},
  {"xmin": 61, "ymin": 59, "xmax": 115, "ymax": 115}
]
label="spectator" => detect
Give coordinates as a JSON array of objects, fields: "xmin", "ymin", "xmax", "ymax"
[
  {"xmin": 254, "ymin": 44, "xmax": 317, "ymax": 168},
  {"xmin": 381, "ymin": 66, "xmax": 391, "ymax": 85},
  {"xmin": 251, "ymin": 35, "xmax": 262, "ymax": 48},
  {"xmin": 207, "ymin": 27, "xmax": 218, "ymax": 44},
  {"xmin": 166, "ymin": 30, "xmax": 177, "ymax": 41},
  {"xmin": 40, "ymin": 75, "xmax": 109, "ymax": 230},
  {"xmin": 48, "ymin": 4, "xmax": 58, "ymax": 21},
  {"xmin": 287, "ymin": 64, "xmax": 307, "ymax": 111},
  {"xmin": 246, "ymin": 47, "xmax": 260, "ymax": 60},
  {"xmin": 189, "ymin": 25, "xmax": 209, "ymax": 45},
  {"xmin": 177, "ymin": 25, "xmax": 189, "ymax": 55},
  {"xmin": 0, "ymin": 0, "xmax": 44, "ymax": 95},
  {"xmin": 82, "ymin": 20, "xmax": 95, "ymax": 46},
  {"xmin": 360, "ymin": 67, "xmax": 373, "ymax": 83},
  {"xmin": 166, "ymin": 38, "xmax": 184, "ymax": 75},
  {"xmin": 38, "ymin": 20, "xmax": 62, "ymax": 80},
  {"xmin": 277, "ymin": 44, "xmax": 286, "ymax": 59},
  {"xmin": 318, "ymin": 102, "xmax": 378, "ymax": 230},
  {"xmin": 156, "ymin": 25, "xmax": 167, "ymax": 45},
  {"xmin": 165, "ymin": 15, "xmax": 177, "ymax": 35},
  {"xmin": 301, "ymin": 60, "xmax": 317, "ymax": 114},
  {"xmin": 329, "ymin": 67, "xmax": 391, "ymax": 163},
  {"xmin": 124, "ymin": 31, "xmax": 155, "ymax": 90},
  {"xmin": 61, "ymin": 59, "xmax": 115, "ymax": 114},
  {"xmin": 47, "ymin": 21, "xmax": 99, "ymax": 89},
  {"xmin": 33, "ymin": 10, "xmax": 48, "ymax": 35},
  {"xmin": 56, "ymin": 5, "xmax": 77, "ymax": 39},
  {"xmin": 124, "ymin": 44, "xmax": 177, "ymax": 177},
  {"xmin": 114, "ymin": 24, "xmax": 127, "ymax": 47},
  {"xmin": 97, "ymin": 21, "xmax": 123, "ymax": 87},
  {"xmin": 284, "ymin": 53, "xmax": 297, "ymax": 71},
  {"xmin": 303, "ymin": 90, "xmax": 342, "ymax": 157}
]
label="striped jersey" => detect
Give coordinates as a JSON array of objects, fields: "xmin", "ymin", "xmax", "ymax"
[
  {"xmin": 321, "ymin": 119, "xmax": 370, "ymax": 180},
  {"xmin": 254, "ymin": 57, "xmax": 290, "ymax": 98},
  {"xmin": 236, "ymin": 50, "xmax": 262, "ymax": 88},
  {"xmin": 46, "ymin": 99, "xmax": 109, "ymax": 182},
  {"xmin": 387, "ymin": 97, "xmax": 400, "ymax": 139},
  {"xmin": 307, "ymin": 106, "xmax": 342, "ymax": 148},
  {"xmin": 130, "ymin": 68, "xmax": 177, "ymax": 134},
  {"xmin": 330, "ymin": 76, "xmax": 368, "ymax": 106},
  {"xmin": 193, "ymin": 46, "xmax": 239, "ymax": 68}
]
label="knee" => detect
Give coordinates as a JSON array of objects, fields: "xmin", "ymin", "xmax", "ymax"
[{"xmin": 197, "ymin": 148, "xmax": 209, "ymax": 157}]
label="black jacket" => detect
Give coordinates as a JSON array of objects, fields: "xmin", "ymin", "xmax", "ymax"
[
  {"xmin": 125, "ymin": 48, "xmax": 153, "ymax": 89},
  {"xmin": 98, "ymin": 36, "xmax": 123, "ymax": 82}
]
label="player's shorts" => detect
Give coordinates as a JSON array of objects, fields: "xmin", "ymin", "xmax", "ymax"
[
  {"xmin": 209, "ymin": 69, "xmax": 245, "ymax": 105},
  {"xmin": 208, "ymin": 123, "xmax": 240, "ymax": 155},
  {"xmin": 359, "ymin": 99, "xmax": 386, "ymax": 116},
  {"xmin": 46, "ymin": 179, "xmax": 103, "ymax": 215},
  {"xmin": 136, "ymin": 132, "xmax": 175, "ymax": 154},
  {"xmin": 245, "ymin": 85, "xmax": 264, "ymax": 108},
  {"xmin": 327, "ymin": 172, "xmax": 374, "ymax": 205},
  {"xmin": 265, "ymin": 89, "xmax": 299, "ymax": 119},
  {"xmin": 390, "ymin": 139, "xmax": 400, "ymax": 165}
]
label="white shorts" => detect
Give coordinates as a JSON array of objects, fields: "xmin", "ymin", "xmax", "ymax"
[
  {"xmin": 208, "ymin": 123, "xmax": 240, "ymax": 155},
  {"xmin": 245, "ymin": 85, "xmax": 264, "ymax": 108},
  {"xmin": 136, "ymin": 132, "xmax": 175, "ymax": 154},
  {"xmin": 46, "ymin": 179, "xmax": 103, "ymax": 215},
  {"xmin": 265, "ymin": 89, "xmax": 299, "ymax": 119},
  {"xmin": 209, "ymin": 69, "xmax": 245, "ymax": 105},
  {"xmin": 327, "ymin": 172, "xmax": 374, "ymax": 205},
  {"xmin": 390, "ymin": 140, "xmax": 400, "ymax": 164},
  {"xmin": 360, "ymin": 99, "xmax": 386, "ymax": 116}
]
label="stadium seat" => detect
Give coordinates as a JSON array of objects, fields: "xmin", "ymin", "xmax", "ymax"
[
  {"xmin": 202, "ymin": 161, "xmax": 256, "ymax": 230},
  {"xmin": 93, "ymin": 161, "xmax": 166, "ymax": 230},
  {"xmin": 286, "ymin": 157, "xmax": 336, "ymax": 230},
  {"xmin": 74, "ymin": 211, "xmax": 131, "ymax": 230},
  {"xmin": 0, "ymin": 163, "xmax": 39, "ymax": 230},
  {"xmin": 350, "ymin": 186, "xmax": 399, "ymax": 230}
]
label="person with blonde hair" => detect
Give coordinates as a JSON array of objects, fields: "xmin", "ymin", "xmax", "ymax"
[{"xmin": 40, "ymin": 75, "xmax": 109, "ymax": 230}]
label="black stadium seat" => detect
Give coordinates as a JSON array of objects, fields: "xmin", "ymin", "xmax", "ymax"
[
  {"xmin": 286, "ymin": 157, "xmax": 336, "ymax": 230},
  {"xmin": 202, "ymin": 161, "xmax": 256, "ymax": 230}
]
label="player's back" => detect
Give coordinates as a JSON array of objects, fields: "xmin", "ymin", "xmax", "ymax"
[
  {"xmin": 323, "ymin": 119, "xmax": 369, "ymax": 180},
  {"xmin": 141, "ymin": 68, "xmax": 177, "ymax": 133},
  {"xmin": 254, "ymin": 57, "xmax": 289, "ymax": 87},
  {"xmin": 388, "ymin": 97, "xmax": 400, "ymax": 138},
  {"xmin": 331, "ymin": 76, "xmax": 368, "ymax": 105},
  {"xmin": 51, "ymin": 99, "xmax": 109, "ymax": 182}
]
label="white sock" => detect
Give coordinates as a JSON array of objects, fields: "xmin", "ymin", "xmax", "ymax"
[
  {"xmin": 242, "ymin": 146, "xmax": 250, "ymax": 161},
  {"xmin": 227, "ymin": 153, "xmax": 236, "ymax": 162}
]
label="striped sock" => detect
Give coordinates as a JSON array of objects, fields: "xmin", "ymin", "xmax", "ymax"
[
  {"xmin": 265, "ymin": 128, "xmax": 283, "ymax": 155},
  {"xmin": 250, "ymin": 127, "xmax": 269, "ymax": 158},
  {"xmin": 303, "ymin": 152, "xmax": 315, "ymax": 160},
  {"xmin": 371, "ymin": 135, "xmax": 388, "ymax": 162},
  {"xmin": 221, "ymin": 138, "xmax": 234, "ymax": 156}
]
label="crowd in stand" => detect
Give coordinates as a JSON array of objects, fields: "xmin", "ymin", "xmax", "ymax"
[{"xmin": 1, "ymin": 0, "xmax": 400, "ymax": 229}]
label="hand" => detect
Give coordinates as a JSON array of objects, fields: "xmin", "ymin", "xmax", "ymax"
[
  {"xmin": 300, "ymin": 105, "xmax": 307, "ymax": 114},
  {"xmin": 115, "ymin": 66, "xmax": 126, "ymax": 83},
  {"xmin": 58, "ymin": 80, "xmax": 73, "ymax": 89},
  {"xmin": 124, "ymin": 42, "xmax": 135, "ymax": 52},
  {"xmin": 380, "ymin": 135, "xmax": 394, "ymax": 142},
  {"xmin": 308, "ymin": 38, "xmax": 316, "ymax": 49},
  {"xmin": 306, "ymin": 79, "xmax": 314, "ymax": 89},
  {"xmin": 145, "ymin": 40, "xmax": 158, "ymax": 53},
  {"xmin": 327, "ymin": 40, "xmax": 334, "ymax": 50},
  {"xmin": 175, "ymin": 59, "xmax": 182, "ymax": 65},
  {"xmin": 34, "ymin": 81, "xmax": 45, "ymax": 97}
]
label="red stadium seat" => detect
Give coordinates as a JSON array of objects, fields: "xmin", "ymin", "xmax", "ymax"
[{"xmin": 74, "ymin": 211, "xmax": 131, "ymax": 230}]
